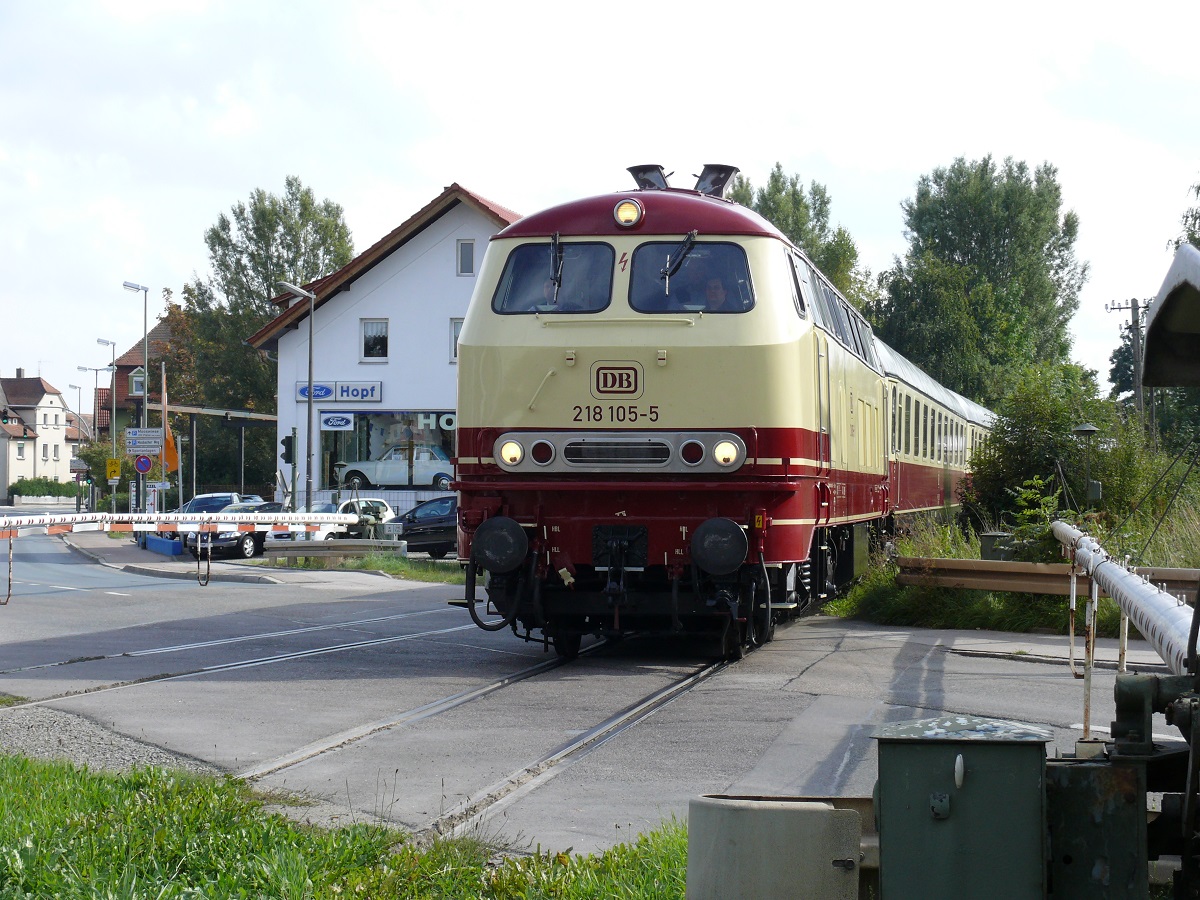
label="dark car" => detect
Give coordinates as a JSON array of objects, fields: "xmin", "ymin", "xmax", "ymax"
[
  {"xmin": 384, "ymin": 495, "xmax": 457, "ymax": 559},
  {"xmin": 184, "ymin": 500, "xmax": 276, "ymax": 559}
]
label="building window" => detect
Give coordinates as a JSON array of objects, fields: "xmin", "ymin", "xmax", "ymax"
[
  {"xmin": 54, "ymin": 414, "xmax": 60, "ymax": 426},
  {"xmin": 43, "ymin": 413, "xmax": 48, "ymax": 425},
  {"xmin": 42, "ymin": 444, "xmax": 49, "ymax": 460},
  {"xmin": 361, "ymin": 319, "xmax": 389, "ymax": 361},
  {"xmin": 457, "ymin": 240, "xmax": 474, "ymax": 276},
  {"xmin": 450, "ymin": 318, "xmax": 464, "ymax": 362},
  {"xmin": 53, "ymin": 444, "xmax": 60, "ymax": 460},
  {"xmin": 16, "ymin": 442, "xmax": 24, "ymax": 459}
]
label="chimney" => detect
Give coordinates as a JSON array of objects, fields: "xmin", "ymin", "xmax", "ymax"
[{"xmin": 15, "ymin": 368, "xmax": 24, "ymax": 378}]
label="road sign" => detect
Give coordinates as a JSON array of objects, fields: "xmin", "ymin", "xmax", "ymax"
[
  {"xmin": 134, "ymin": 455, "xmax": 153, "ymax": 474},
  {"xmin": 125, "ymin": 428, "xmax": 163, "ymax": 440},
  {"xmin": 107, "ymin": 478, "xmax": 120, "ymax": 486},
  {"xmin": 69, "ymin": 457, "xmax": 88, "ymax": 473},
  {"xmin": 106, "ymin": 458, "xmax": 121, "ymax": 480},
  {"xmin": 126, "ymin": 442, "xmax": 162, "ymax": 453}
]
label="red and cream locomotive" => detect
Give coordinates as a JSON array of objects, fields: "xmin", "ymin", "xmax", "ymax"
[{"xmin": 455, "ymin": 165, "xmax": 992, "ymax": 658}]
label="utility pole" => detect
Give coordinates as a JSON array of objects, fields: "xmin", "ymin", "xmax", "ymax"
[{"xmin": 1106, "ymin": 298, "xmax": 1146, "ymax": 426}]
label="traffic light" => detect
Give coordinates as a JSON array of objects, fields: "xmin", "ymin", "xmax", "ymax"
[
  {"xmin": 83, "ymin": 470, "xmax": 93, "ymax": 486},
  {"xmin": 1, "ymin": 411, "xmax": 8, "ymax": 424},
  {"xmin": 280, "ymin": 434, "xmax": 295, "ymax": 464}
]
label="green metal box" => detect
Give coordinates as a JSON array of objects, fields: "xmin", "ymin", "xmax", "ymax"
[{"xmin": 874, "ymin": 716, "xmax": 1051, "ymax": 899}]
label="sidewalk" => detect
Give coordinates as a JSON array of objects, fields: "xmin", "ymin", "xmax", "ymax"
[{"xmin": 62, "ymin": 529, "xmax": 289, "ymax": 584}]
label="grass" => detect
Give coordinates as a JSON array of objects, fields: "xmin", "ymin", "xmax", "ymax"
[
  {"xmin": 825, "ymin": 517, "xmax": 1130, "ymax": 638},
  {"xmin": 264, "ymin": 553, "xmax": 467, "ymax": 585},
  {"xmin": 0, "ymin": 754, "xmax": 688, "ymax": 899}
]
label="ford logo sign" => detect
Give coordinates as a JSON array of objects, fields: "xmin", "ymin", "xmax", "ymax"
[
  {"xmin": 299, "ymin": 384, "xmax": 334, "ymax": 399},
  {"xmin": 322, "ymin": 415, "xmax": 352, "ymax": 428}
]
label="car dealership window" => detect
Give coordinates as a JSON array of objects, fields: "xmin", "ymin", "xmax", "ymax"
[
  {"xmin": 361, "ymin": 319, "xmax": 388, "ymax": 361},
  {"xmin": 457, "ymin": 240, "xmax": 474, "ymax": 276}
]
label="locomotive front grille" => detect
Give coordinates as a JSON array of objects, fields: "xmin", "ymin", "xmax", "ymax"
[{"xmin": 564, "ymin": 440, "xmax": 671, "ymax": 466}]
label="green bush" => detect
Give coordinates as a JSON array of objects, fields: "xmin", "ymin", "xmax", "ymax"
[{"xmin": 8, "ymin": 477, "xmax": 83, "ymax": 498}]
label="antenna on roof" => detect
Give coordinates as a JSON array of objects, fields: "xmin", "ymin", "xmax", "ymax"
[
  {"xmin": 628, "ymin": 165, "xmax": 671, "ymax": 191},
  {"xmin": 694, "ymin": 164, "xmax": 740, "ymax": 198}
]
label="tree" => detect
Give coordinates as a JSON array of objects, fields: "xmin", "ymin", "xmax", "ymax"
[
  {"xmin": 962, "ymin": 362, "xmax": 1111, "ymax": 526},
  {"xmin": 729, "ymin": 163, "xmax": 877, "ymax": 308},
  {"xmin": 1175, "ymin": 177, "xmax": 1200, "ymax": 250},
  {"xmin": 868, "ymin": 156, "xmax": 1088, "ymax": 407},
  {"xmin": 165, "ymin": 177, "xmax": 354, "ymax": 490}
]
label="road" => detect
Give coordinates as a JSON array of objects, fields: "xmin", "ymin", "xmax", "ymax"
[{"xmin": 0, "ymin": 532, "xmax": 1165, "ymax": 855}]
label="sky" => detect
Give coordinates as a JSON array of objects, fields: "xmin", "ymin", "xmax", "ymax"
[{"xmin": 3, "ymin": 0, "xmax": 1198, "ymax": 425}]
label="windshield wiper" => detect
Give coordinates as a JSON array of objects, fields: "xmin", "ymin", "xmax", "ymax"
[
  {"xmin": 660, "ymin": 230, "xmax": 698, "ymax": 295},
  {"xmin": 549, "ymin": 232, "xmax": 563, "ymax": 304}
]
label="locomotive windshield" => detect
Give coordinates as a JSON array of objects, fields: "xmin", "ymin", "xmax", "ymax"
[
  {"xmin": 491, "ymin": 242, "xmax": 614, "ymax": 313},
  {"xmin": 629, "ymin": 241, "xmax": 753, "ymax": 313}
]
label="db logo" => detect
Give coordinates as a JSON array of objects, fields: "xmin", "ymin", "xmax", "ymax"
[{"xmin": 591, "ymin": 362, "xmax": 642, "ymax": 399}]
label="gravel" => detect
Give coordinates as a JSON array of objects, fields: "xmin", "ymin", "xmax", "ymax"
[{"xmin": 0, "ymin": 704, "xmax": 220, "ymax": 776}]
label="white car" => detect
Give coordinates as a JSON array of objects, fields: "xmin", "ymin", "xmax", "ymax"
[
  {"xmin": 269, "ymin": 497, "xmax": 396, "ymax": 542},
  {"xmin": 339, "ymin": 444, "xmax": 453, "ymax": 491}
]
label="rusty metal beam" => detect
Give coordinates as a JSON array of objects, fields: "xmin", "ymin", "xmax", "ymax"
[{"xmin": 896, "ymin": 557, "xmax": 1198, "ymax": 605}]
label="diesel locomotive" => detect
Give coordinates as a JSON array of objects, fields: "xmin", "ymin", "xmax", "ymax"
[{"xmin": 454, "ymin": 165, "xmax": 992, "ymax": 658}]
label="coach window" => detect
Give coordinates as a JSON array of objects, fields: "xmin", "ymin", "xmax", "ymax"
[
  {"xmin": 903, "ymin": 394, "xmax": 911, "ymax": 456},
  {"xmin": 492, "ymin": 242, "xmax": 614, "ymax": 313},
  {"xmin": 891, "ymin": 387, "xmax": 898, "ymax": 453},
  {"xmin": 921, "ymin": 403, "xmax": 928, "ymax": 459},
  {"xmin": 630, "ymin": 241, "xmax": 753, "ymax": 313}
]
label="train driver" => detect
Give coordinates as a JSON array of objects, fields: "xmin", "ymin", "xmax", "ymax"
[{"xmin": 703, "ymin": 275, "xmax": 738, "ymax": 312}]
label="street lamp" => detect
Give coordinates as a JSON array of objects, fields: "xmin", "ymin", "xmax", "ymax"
[
  {"xmin": 1072, "ymin": 423, "xmax": 1101, "ymax": 509},
  {"xmin": 96, "ymin": 338, "xmax": 118, "ymax": 514},
  {"xmin": 123, "ymin": 281, "xmax": 150, "ymax": 513},
  {"xmin": 278, "ymin": 280, "xmax": 317, "ymax": 516},
  {"xmin": 67, "ymin": 384, "xmax": 90, "ymax": 441}
]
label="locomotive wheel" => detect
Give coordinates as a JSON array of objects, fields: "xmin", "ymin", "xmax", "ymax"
[
  {"xmin": 751, "ymin": 594, "xmax": 775, "ymax": 646},
  {"xmin": 719, "ymin": 619, "xmax": 745, "ymax": 661},
  {"xmin": 550, "ymin": 631, "xmax": 581, "ymax": 661}
]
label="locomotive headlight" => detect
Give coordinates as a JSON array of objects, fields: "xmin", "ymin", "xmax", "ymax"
[
  {"xmin": 613, "ymin": 198, "xmax": 644, "ymax": 227},
  {"xmin": 712, "ymin": 440, "xmax": 741, "ymax": 467},
  {"xmin": 499, "ymin": 440, "xmax": 524, "ymax": 465}
]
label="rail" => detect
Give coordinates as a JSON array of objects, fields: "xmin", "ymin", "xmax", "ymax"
[{"xmin": 897, "ymin": 556, "xmax": 1198, "ymax": 604}]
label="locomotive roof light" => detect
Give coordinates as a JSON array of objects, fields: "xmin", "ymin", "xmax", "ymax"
[
  {"xmin": 712, "ymin": 439, "xmax": 741, "ymax": 467},
  {"xmin": 627, "ymin": 164, "xmax": 671, "ymax": 190},
  {"xmin": 693, "ymin": 164, "xmax": 740, "ymax": 198},
  {"xmin": 614, "ymin": 198, "xmax": 644, "ymax": 227},
  {"xmin": 498, "ymin": 440, "xmax": 524, "ymax": 466}
]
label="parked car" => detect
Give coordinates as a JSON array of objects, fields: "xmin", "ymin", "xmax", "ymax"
[
  {"xmin": 384, "ymin": 495, "xmax": 457, "ymax": 559},
  {"xmin": 184, "ymin": 500, "xmax": 277, "ymax": 559},
  {"xmin": 339, "ymin": 444, "xmax": 453, "ymax": 491},
  {"xmin": 160, "ymin": 492, "xmax": 254, "ymax": 540},
  {"xmin": 268, "ymin": 497, "xmax": 395, "ymax": 542}
]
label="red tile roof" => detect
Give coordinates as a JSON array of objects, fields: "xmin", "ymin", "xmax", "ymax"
[{"xmin": 247, "ymin": 184, "xmax": 520, "ymax": 350}]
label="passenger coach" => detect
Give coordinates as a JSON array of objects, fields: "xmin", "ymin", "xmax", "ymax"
[{"xmin": 455, "ymin": 165, "xmax": 991, "ymax": 658}]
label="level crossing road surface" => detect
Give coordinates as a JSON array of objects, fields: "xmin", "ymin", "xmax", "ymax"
[{"xmin": 0, "ymin": 530, "xmax": 1171, "ymax": 855}]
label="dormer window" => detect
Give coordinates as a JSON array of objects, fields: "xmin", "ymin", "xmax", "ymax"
[{"xmin": 129, "ymin": 367, "xmax": 146, "ymax": 398}]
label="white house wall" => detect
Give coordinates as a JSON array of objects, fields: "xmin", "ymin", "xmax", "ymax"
[{"xmin": 275, "ymin": 202, "xmax": 495, "ymax": 495}]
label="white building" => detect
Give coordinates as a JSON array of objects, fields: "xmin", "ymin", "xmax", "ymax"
[
  {"xmin": 248, "ymin": 183, "xmax": 519, "ymax": 508},
  {"xmin": 0, "ymin": 371, "xmax": 85, "ymax": 493}
]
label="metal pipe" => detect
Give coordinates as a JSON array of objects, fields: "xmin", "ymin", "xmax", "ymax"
[{"xmin": 1053, "ymin": 520, "xmax": 1194, "ymax": 675}]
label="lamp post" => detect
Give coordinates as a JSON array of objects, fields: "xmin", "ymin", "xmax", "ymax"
[
  {"xmin": 1072, "ymin": 423, "xmax": 1100, "ymax": 509},
  {"xmin": 96, "ymin": 339, "xmax": 118, "ymax": 513},
  {"xmin": 123, "ymin": 281, "xmax": 150, "ymax": 513},
  {"xmin": 278, "ymin": 281, "xmax": 317, "ymax": 518},
  {"xmin": 67, "ymin": 383, "xmax": 91, "ymax": 441}
]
